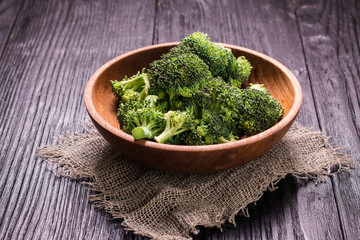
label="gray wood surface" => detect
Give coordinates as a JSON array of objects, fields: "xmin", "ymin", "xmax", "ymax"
[
  {"xmin": 294, "ymin": 0, "xmax": 360, "ymax": 238},
  {"xmin": 0, "ymin": 0, "xmax": 359, "ymax": 239},
  {"xmin": 0, "ymin": 0, "xmax": 23, "ymax": 56}
]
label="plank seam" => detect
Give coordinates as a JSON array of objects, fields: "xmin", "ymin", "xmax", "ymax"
[
  {"xmin": 151, "ymin": 0, "xmax": 159, "ymax": 45},
  {"xmin": 0, "ymin": 0, "xmax": 25, "ymax": 60},
  {"xmin": 292, "ymin": 2, "xmax": 346, "ymax": 240},
  {"xmin": 292, "ymin": 5, "xmax": 323, "ymax": 132}
]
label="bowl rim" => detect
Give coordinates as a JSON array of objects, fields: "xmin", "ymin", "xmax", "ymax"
[{"xmin": 84, "ymin": 42, "xmax": 302, "ymax": 152}]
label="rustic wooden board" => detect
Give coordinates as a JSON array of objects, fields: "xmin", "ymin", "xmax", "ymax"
[
  {"xmin": 0, "ymin": 0, "xmax": 23, "ymax": 56},
  {"xmin": 153, "ymin": 0, "xmax": 349, "ymax": 238},
  {"xmin": 0, "ymin": 0, "xmax": 359, "ymax": 239},
  {"xmin": 0, "ymin": 0, "xmax": 156, "ymax": 239},
  {"xmin": 294, "ymin": 0, "xmax": 360, "ymax": 238}
]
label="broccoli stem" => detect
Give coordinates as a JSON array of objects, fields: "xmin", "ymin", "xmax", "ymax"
[
  {"xmin": 217, "ymin": 134, "xmax": 237, "ymax": 143},
  {"xmin": 154, "ymin": 127, "xmax": 186, "ymax": 143},
  {"xmin": 217, "ymin": 136, "xmax": 231, "ymax": 143},
  {"xmin": 138, "ymin": 74, "xmax": 150, "ymax": 100},
  {"xmin": 132, "ymin": 120, "xmax": 162, "ymax": 140},
  {"xmin": 125, "ymin": 75, "xmax": 146, "ymax": 91},
  {"xmin": 249, "ymin": 83, "xmax": 267, "ymax": 93},
  {"xmin": 111, "ymin": 72, "xmax": 150, "ymax": 100},
  {"xmin": 154, "ymin": 113, "xmax": 188, "ymax": 143},
  {"xmin": 132, "ymin": 127, "xmax": 153, "ymax": 140}
]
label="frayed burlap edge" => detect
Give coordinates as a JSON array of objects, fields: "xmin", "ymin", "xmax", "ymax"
[{"xmin": 37, "ymin": 123, "xmax": 355, "ymax": 240}]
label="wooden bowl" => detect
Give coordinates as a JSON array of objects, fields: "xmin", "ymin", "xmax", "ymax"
[{"xmin": 84, "ymin": 42, "xmax": 302, "ymax": 173}]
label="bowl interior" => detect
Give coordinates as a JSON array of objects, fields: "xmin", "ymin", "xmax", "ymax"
[{"xmin": 91, "ymin": 44, "xmax": 296, "ymax": 139}]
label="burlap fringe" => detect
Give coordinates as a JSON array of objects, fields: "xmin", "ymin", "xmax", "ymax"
[{"xmin": 37, "ymin": 123, "xmax": 355, "ymax": 240}]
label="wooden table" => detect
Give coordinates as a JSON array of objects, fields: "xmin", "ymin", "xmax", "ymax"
[{"xmin": 1, "ymin": 0, "xmax": 359, "ymax": 239}]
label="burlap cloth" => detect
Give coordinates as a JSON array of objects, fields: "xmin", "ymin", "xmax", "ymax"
[{"xmin": 37, "ymin": 123, "xmax": 354, "ymax": 240}]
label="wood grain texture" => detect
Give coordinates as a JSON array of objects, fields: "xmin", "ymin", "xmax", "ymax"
[
  {"xmin": 294, "ymin": 0, "xmax": 360, "ymax": 238},
  {"xmin": 0, "ymin": 0, "xmax": 23, "ymax": 56},
  {"xmin": 0, "ymin": 0, "xmax": 156, "ymax": 239},
  {"xmin": 0, "ymin": 0, "xmax": 359, "ymax": 239},
  {"xmin": 154, "ymin": 0, "xmax": 351, "ymax": 239}
]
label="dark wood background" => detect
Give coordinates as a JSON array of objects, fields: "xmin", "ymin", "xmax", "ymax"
[{"xmin": 0, "ymin": 0, "xmax": 359, "ymax": 239}]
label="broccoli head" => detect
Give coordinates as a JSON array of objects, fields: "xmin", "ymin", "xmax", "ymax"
[
  {"xmin": 109, "ymin": 32, "xmax": 285, "ymax": 146},
  {"xmin": 197, "ymin": 77, "xmax": 243, "ymax": 123},
  {"xmin": 154, "ymin": 110, "xmax": 193, "ymax": 144},
  {"xmin": 110, "ymin": 69, "xmax": 150, "ymax": 102},
  {"xmin": 238, "ymin": 84, "xmax": 284, "ymax": 136},
  {"xmin": 198, "ymin": 109, "xmax": 239, "ymax": 145},
  {"xmin": 171, "ymin": 109, "xmax": 240, "ymax": 145},
  {"xmin": 217, "ymin": 133, "xmax": 238, "ymax": 143},
  {"xmin": 175, "ymin": 32, "xmax": 252, "ymax": 86},
  {"xmin": 228, "ymin": 56, "xmax": 253, "ymax": 87},
  {"xmin": 117, "ymin": 98, "xmax": 146, "ymax": 123},
  {"xmin": 148, "ymin": 53, "xmax": 211, "ymax": 98},
  {"xmin": 165, "ymin": 127, "xmax": 205, "ymax": 145},
  {"xmin": 119, "ymin": 101, "xmax": 165, "ymax": 140}
]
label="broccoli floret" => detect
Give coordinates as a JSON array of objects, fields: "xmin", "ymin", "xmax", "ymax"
[
  {"xmin": 110, "ymin": 69, "xmax": 150, "ymax": 102},
  {"xmin": 120, "ymin": 104, "xmax": 165, "ymax": 140},
  {"xmin": 129, "ymin": 109, "xmax": 165, "ymax": 140},
  {"xmin": 167, "ymin": 128, "xmax": 206, "ymax": 145},
  {"xmin": 186, "ymin": 129, "xmax": 207, "ymax": 145},
  {"xmin": 117, "ymin": 97, "xmax": 163, "ymax": 135},
  {"xmin": 217, "ymin": 133, "xmax": 238, "ymax": 143},
  {"xmin": 168, "ymin": 110, "xmax": 240, "ymax": 145},
  {"xmin": 110, "ymin": 32, "xmax": 285, "ymax": 146},
  {"xmin": 154, "ymin": 111, "xmax": 193, "ymax": 143},
  {"xmin": 120, "ymin": 89, "xmax": 140, "ymax": 102},
  {"xmin": 144, "ymin": 95, "xmax": 159, "ymax": 106},
  {"xmin": 167, "ymin": 95, "xmax": 203, "ymax": 120},
  {"xmin": 173, "ymin": 32, "xmax": 252, "ymax": 86},
  {"xmin": 198, "ymin": 109, "xmax": 239, "ymax": 145},
  {"xmin": 198, "ymin": 77, "xmax": 243, "ymax": 123},
  {"xmin": 117, "ymin": 98, "xmax": 146, "ymax": 122},
  {"xmin": 229, "ymin": 56, "xmax": 253, "ymax": 87},
  {"xmin": 238, "ymin": 84, "xmax": 284, "ymax": 136},
  {"xmin": 148, "ymin": 53, "xmax": 211, "ymax": 98},
  {"xmin": 249, "ymin": 83, "xmax": 267, "ymax": 92},
  {"xmin": 172, "ymin": 109, "xmax": 239, "ymax": 145}
]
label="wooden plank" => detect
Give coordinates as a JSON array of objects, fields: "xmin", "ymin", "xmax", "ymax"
[
  {"xmin": 0, "ymin": 0, "xmax": 23, "ymax": 56},
  {"xmin": 1, "ymin": 0, "xmax": 358, "ymax": 239},
  {"xmin": 154, "ymin": 0, "xmax": 346, "ymax": 239},
  {"xmin": 294, "ymin": 0, "xmax": 360, "ymax": 239},
  {"xmin": 0, "ymin": 0, "xmax": 155, "ymax": 239}
]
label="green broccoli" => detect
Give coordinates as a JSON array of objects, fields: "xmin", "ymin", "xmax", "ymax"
[
  {"xmin": 119, "ymin": 100, "xmax": 165, "ymax": 140},
  {"xmin": 148, "ymin": 53, "xmax": 211, "ymax": 98},
  {"xmin": 248, "ymin": 83, "xmax": 267, "ymax": 92},
  {"xmin": 154, "ymin": 111, "xmax": 193, "ymax": 144},
  {"xmin": 128, "ymin": 108, "xmax": 165, "ymax": 140},
  {"xmin": 170, "ymin": 109, "xmax": 239, "ymax": 145},
  {"xmin": 229, "ymin": 56, "xmax": 253, "ymax": 87},
  {"xmin": 117, "ymin": 98, "xmax": 146, "ymax": 123},
  {"xmin": 237, "ymin": 84, "xmax": 284, "ymax": 136},
  {"xmin": 217, "ymin": 133, "xmax": 238, "ymax": 143},
  {"xmin": 110, "ymin": 32, "xmax": 285, "ymax": 146},
  {"xmin": 110, "ymin": 69, "xmax": 150, "ymax": 102},
  {"xmin": 198, "ymin": 77, "xmax": 243, "ymax": 123},
  {"xmin": 167, "ymin": 95, "xmax": 203, "ymax": 120},
  {"xmin": 170, "ymin": 32, "xmax": 252, "ymax": 86},
  {"xmin": 162, "ymin": 77, "xmax": 243, "ymax": 145},
  {"xmin": 198, "ymin": 109, "xmax": 239, "ymax": 145},
  {"xmin": 171, "ymin": 129, "xmax": 205, "ymax": 145}
]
